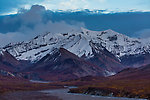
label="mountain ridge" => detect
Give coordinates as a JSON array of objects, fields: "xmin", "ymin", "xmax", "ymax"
[
  {"xmin": 3, "ymin": 28, "xmax": 150, "ymax": 64},
  {"xmin": 1, "ymin": 28, "xmax": 150, "ymax": 80}
]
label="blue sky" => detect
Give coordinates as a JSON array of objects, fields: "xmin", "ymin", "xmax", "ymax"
[{"xmin": 0, "ymin": 0, "xmax": 150, "ymax": 15}]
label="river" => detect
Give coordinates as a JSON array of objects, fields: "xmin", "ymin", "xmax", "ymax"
[{"xmin": 41, "ymin": 88, "xmax": 147, "ymax": 100}]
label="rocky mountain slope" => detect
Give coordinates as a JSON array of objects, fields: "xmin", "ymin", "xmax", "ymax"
[
  {"xmin": 0, "ymin": 49, "xmax": 20, "ymax": 71},
  {"xmin": 23, "ymin": 48, "xmax": 104, "ymax": 81},
  {"xmin": 111, "ymin": 64, "xmax": 150, "ymax": 80}
]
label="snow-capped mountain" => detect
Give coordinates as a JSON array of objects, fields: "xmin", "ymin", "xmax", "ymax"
[
  {"xmin": 82, "ymin": 28, "xmax": 150, "ymax": 58},
  {"xmin": 1, "ymin": 27, "xmax": 150, "ymax": 80},
  {"xmin": 3, "ymin": 28, "xmax": 150, "ymax": 63}
]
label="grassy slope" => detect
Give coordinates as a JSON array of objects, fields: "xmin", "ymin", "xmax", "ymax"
[
  {"xmin": 66, "ymin": 76, "xmax": 150, "ymax": 99},
  {"xmin": 0, "ymin": 75, "xmax": 64, "ymax": 94}
]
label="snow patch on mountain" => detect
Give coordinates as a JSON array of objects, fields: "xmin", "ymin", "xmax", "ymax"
[
  {"xmin": 0, "ymin": 49, "xmax": 4, "ymax": 56},
  {"xmin": 63, "ymin": 34, "xmax": 93, "ymax": 57},
  {"xmin": 105, "ymin": 70, "xmax": 116, "ymax": 76}
]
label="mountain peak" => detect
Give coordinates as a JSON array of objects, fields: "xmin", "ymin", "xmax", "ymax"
[
  {"xmin": 105, "ymin": 29, "xmax": 115, "ymax": 32},
  {"xmin": 80, "ymin": 27, "xmax": 89, "ymax": 31},
  {"xmin": 104, "ymin": 29, "xmax": 121, "ymax": 36}
]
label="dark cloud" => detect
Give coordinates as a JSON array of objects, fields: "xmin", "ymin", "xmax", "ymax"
[
  {"xmin": 0, "ymin": 5, "xmax": 150, "ymax": 47},
  {"xmin": 0, "ymin": 5, "xmax": 85, "ymax": 47},
  {"xmin": 50, "ymin": 11, "xmax": 150, "ymax": 37},
  {"xmin": 19, "ymin": 5, "xmax": 45, "ymax": 24}
]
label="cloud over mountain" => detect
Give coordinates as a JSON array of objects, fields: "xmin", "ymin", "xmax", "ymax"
[
  {"xmin": 0, "ymin": 4, "xmax": 150, "ymax": 47},
  {"xmin": 0, "ymin": 5, "xmax": 85, "ymax": 47}
]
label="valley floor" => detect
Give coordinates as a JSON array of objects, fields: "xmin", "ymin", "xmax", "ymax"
[
  {"xmin": 0, "ymin": 91, "xmax": 62, "ymax": 100},
  {"xmin": 0, "ymin": 89, "xmax": 146, "ymax": 100}
]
